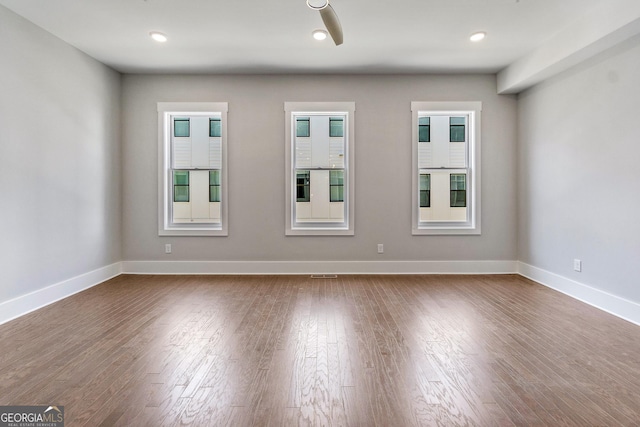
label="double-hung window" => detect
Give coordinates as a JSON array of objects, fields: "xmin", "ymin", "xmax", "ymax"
[
  {"xmin": 411, "ymin": 102, "xmax": 481, "ymax": 235},
  {"xmin": 285, "ymin": 102, "xmax": 355, "ymax": 236},
  {"xmin": 158, "ymin": 102, "xmax": 228, "ymax": 236}
]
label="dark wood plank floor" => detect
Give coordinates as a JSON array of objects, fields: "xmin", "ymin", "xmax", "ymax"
[{"xmin": 1, "ymin": 274, "xmax": 639, "ymax": 426}]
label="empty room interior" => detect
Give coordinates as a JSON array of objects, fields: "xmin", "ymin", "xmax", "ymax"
[{"xmin": 1, "ymin": 0, "xmax": 639, "ymax": 425}]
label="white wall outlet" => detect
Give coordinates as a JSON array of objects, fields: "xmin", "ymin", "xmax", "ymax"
[
  {"xmin": 165, "ymin": 244, "xmax": 172, "ymax": 254},
  {"xmin": 573, "ymin": 259, "xmax": 581, "ymax": 272},
  {"xmin": 377, "ymin": 243, "xmax": 384, "ymax": 254}
]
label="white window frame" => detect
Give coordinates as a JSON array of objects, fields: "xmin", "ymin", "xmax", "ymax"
[
  {"xmin": 411, "ymin": 101, "xmax": 481, "ymax": 235},
  {"xmin": 285, "ymin": 102, "xmax": 355, "ymax": 236},
  {"xmin": 158, "ymin": 102, "xmax": 229, "ymax": 236}
]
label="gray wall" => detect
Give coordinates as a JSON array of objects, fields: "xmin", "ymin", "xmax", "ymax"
[
  {"xmin": 122, "ymin": 74, "xmax": 517, "ymax": 263},
  {"xmin": 518, "ymin": 35, "xmax": 640, "ymax": 303},
  {"xmin": 0, "ymin": 6, "xmax": 122, "ymax": 302}
]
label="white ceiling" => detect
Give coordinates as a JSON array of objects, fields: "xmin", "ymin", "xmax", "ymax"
[{"xmin": 1, "ymin": 0, "xmax": 609, "ymax": 76}]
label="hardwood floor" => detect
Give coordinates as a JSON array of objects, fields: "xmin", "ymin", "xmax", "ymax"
[{"xmin": 1, "ymin": 274, "xmax": 639, "ymax": 426}]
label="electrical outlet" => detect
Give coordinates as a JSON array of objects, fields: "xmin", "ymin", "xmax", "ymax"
[
  {"xmin": 165, "ymin": 244, "xmax": 172, "ymax": 254},
  {"xmin": 377, "ymin": 244, "xmax": 384, "ymax": 254},
  {"xmin": 573, "ymin": 259, "xmax": 581, "ymax": 272}
]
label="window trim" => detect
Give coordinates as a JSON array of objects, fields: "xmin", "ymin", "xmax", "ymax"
[
  {"xmin": 158, "ymin": 102, "xmax": 229, "ymax": 236},
  {"xmin": 411, "ymin": 101, "xmax": 481, "ymax": 235},
  {"xmin": 285, "ymin": 102, "xmax": 355, "ymax": 236}
]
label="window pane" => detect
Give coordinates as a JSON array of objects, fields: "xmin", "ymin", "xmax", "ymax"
[
  {"xmin": 419, "ymin": 174, "xmax": 430, "ymax": 191},
  {"xmin": 297, "ymin": 185, "xmax": 310, "ymax": 202},
  {"xmin": 420, "ymin": 191, "xmax": 430, "ymax": 208},
  {"xmin": 174, "ymin": 170, "xmax": 189, "ymax": 186},
  {"xmin": 209, "ymin": 119, "xmax": 221, "ymax": 137},
  {"xmin": 296, "ymin": 170, "xmax": 310, "ymax": 202},
  {"xmin": 418, "ymin": 125, "xmax": 430, "ymax": 142},
  {"xmin": 450, "ymin": 126, "xmax": 465, "ymax": 142},
  {"xmin": 210, "ymin": 186, "xmax": 220, "ymax": 202},
  {"xmin": 330, "ymin": 170, "xmax": 343, "ymax": 185},
  {"xmin": 450, "ymin": 190, "xmax": 466, "ymax": 207},
  {"xmin": 209, "ymin": 170, "xmax": 220, "ymax": 185},
  {"xmin": 418, "ymin": 117, "xmax": 430, "ymax": 142},
  {"xmin": 174, "ymin": 185, "xmax": 189, "ymax": 202},
  {"xmin": 330, "ymin": 118, "xmax": 344, "ymax": 137},
  {"xmin": 330, "ymin": 186, "xmax": 344, "ymax": 202},
  {"xmin": 296, "ymin": 118, "xmax": 310, "ymax": 137},
  {"xmin": 450, "ymin": 174, "xmax": 466, "ymax": 190},
  {"xmin": 450, "ymin": 174, "xmax": 466, "ymax": 207},
  {"xmin": 297, "ymin": 171, "xmax": 310, "ymax": 184},
  {"xmin": 209, "ymin": 170, "xmax": 221, "ymax": 202},
  {"xmin": 174, "ymin": 119, "xmax": 190, "ymax": 137},
  {"xmin": 330, "ymin": 170, "xmax": 344, "ymax": 202},
  {"xmin": 450, "ymin": 117, "xmax": 465, "ymax": 142},
  {"xmin": 419, "ymin": 174, "xmax": 430, "ymax": 207}
]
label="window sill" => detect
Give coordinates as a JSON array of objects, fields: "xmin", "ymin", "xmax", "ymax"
[
  {"xmin": 412, "ymin": 225, "xmax": 481, "ymax": 236},
  {"xmin": 159, "ymin": 226, "xmax": 228, "ymax": 237},
  {"xmin": 286, "ymin": 227, "xmax": 354, "ymax": 236}
]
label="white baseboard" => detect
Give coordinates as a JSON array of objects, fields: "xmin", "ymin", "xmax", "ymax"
[
  {"xmin": 4, "ymin": 260, "xmax": 637, "ymax": 329},
  {"xmin": 518, "ymin": 261, "xmax": 640, "ymax": 326},
  {"xmin": 121, "ymin": 260, "xmax": 518, "ymax": 275},
  {"xmin": 0, "ymin": 262, "xmax": 122, "ymax": 326}
]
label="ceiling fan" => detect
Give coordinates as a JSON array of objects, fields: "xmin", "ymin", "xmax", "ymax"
[{"xmin": 306, "ymin": 0, "xmax": 344, "ymax": 45}]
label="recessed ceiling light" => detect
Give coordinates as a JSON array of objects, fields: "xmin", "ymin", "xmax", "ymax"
[
  {"xmin": 149, "ymin": 32, "xmax": 168, "ymax": 43},
  {"xmin": 470, "ymin": 32, "xmax": 486, "ymax": 42},
  {"xmin": 307, "ymin": 0, "xmax": 329, "ymax": 10},
  {"xmin": 312, "ymin": 29, "xmax": 328, "ymax": 41}
]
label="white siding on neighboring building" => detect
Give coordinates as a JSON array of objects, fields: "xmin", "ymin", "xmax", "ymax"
[
  {"xmin": 419, "ymin": 170, "xmax": 467, "ymax": 222},
  {"xmin": 293, "ymin": 113, "xmax": 346, "ymax": 224},
  {"xmin": 191, "ymin": 117, "xmax": 210, "ymax": 168},
  {"xmin": 172, "ymin": 170, "xmax": 221, "ymax": 224},
  {"xmin": 296, "ymin": 170, "xmax": 345, "ymax": 223},
  {"xmin": 172, "ymin": 115, "xmax": 222, "ymax": 170},
  {"xmin": 418, "ymin": 115, "xmax": 467, "ymax": 168}
]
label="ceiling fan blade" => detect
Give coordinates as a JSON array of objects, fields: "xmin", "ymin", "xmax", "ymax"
[{"xmin": 319, "ymin": 4, "xmax": 343, "ymax": 46}]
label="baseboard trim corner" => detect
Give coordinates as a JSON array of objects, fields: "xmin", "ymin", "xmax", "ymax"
[
  {"xmin": 0, "ymin": 262, "xmax": 122, "ymax": 326},
  {"xmin": 517, "ymin": 261, "xmax": 640, "ymax": 326}
]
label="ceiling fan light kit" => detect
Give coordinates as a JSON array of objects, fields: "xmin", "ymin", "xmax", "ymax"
[{"xmin": 313, "ymin": 29, "xmax": 328, "ymax": 40}]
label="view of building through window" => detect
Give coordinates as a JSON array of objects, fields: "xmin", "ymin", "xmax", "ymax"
[
  {"xmin": 285, "ymin": 102, "xmax": 355, "ymax": 236},
  {"xmin": 412, "ymin": 102, "xmax": 481, "ymax": 235},
  {"xmin": 158, "ymin": 102, "xmax": 228, "ymax": 236}
]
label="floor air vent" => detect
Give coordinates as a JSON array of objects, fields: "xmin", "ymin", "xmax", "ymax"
[{"xmin": 310, "ymin": 274, "xmax": 338, "ymax": 279}]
